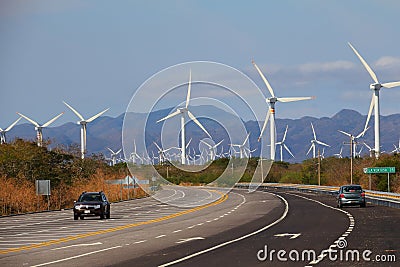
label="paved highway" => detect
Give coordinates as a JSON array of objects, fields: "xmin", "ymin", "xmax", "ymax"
[{"xmin": 0, "ymin": 187, "xmax": 398, "ymax": 266}]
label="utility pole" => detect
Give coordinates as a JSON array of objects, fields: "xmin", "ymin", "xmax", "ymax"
[
  {"xmin": 350, "ymin": 137, "xmax": 353, "ymax": 184},
  {"xmin": 317, "ymin": 149, "xmax": 321, "ymax": 186},
  {"xmin": 343, "ymin": 137, "xmax": 354, "ymax": 184}
]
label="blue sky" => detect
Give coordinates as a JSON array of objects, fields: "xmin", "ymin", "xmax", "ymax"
[{"xmin": 1, "ymin": 0, "xmax": 400, "ymax": 126}]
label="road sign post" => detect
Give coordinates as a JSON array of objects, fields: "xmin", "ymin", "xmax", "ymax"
[{"xmin": 363, "ymin": 167, "xmax": 396, "ymax": 192}]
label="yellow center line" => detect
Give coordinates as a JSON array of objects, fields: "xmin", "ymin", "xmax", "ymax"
[{"xmin": 0, "ymin": 191, "xmax": 228, "ymax": 254}]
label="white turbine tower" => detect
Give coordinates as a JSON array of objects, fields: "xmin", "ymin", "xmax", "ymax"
[
  {"xmin": 307, "ymin": 123, "xmax": 330, "ymax": 158},
  {"xmin": 130, "ymin": 139, "xmax": 142, "ymax": 164},
  {"xmin": 0, "ymin": 117, "xmax": 22, "ymax": 144},
  {"xmin": 17, "ymin": 112, "xmax": 64, "ymax": 147},
  {"xmin": 338, "ymin": 127, "xmax": 368, "ymax": 158},
  {"xmin": 252, "ymin": 60, "xmax": 314, "ymax": 161},
  {"xmin": 157, "ymin": 71, "xmax": 211, "ymax": 165},
  {"xmin": 63, "ymin": 101, "xmax": 109, "ymax": 159},
  {"xmin": 348, "ymin": 42, "xmax": 400, "ymax": 159},
  {"xmin": 107, "ymin": 147, "xmax": 122, "ymax": 166},
  {"xmin": 276, "ymin": 125, "xmax": 295, "ymax": 162}
]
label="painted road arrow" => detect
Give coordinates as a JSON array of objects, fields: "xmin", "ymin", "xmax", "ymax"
[
  {"xmin": 274, "ymin": 233, "xmax": 301, "ymax": 239},
  {"xmin": 176, "ymin": 237, "xmax": 205, "ymax": 244}
]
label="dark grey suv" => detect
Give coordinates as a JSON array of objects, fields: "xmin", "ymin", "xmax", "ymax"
[
  {"xmin": 337, "ymin": 185, "xmax": 366, "ymax": 208},
  {"xmin": 73, "ymin": 191, "xmax": 110, "ymax": 220}
]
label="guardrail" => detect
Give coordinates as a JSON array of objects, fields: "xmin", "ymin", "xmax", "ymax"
[{"xmin": 235, "ymin": 183, "xmax": 400, "ymax": 209}]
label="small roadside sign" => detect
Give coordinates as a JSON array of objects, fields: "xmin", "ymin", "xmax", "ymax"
[{"xmin": 363, "ymin": 167, "xmax": 396, "ymax": 174}]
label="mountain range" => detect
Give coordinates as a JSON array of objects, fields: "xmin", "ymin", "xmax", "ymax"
[{"xmin": 5, "ymin": 107, "xmax": 400, "ymax": 163}]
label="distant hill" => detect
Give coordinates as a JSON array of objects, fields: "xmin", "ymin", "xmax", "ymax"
[{"xmin": 6, "ymin": 107, "xmax": 400, "ymax": 162}]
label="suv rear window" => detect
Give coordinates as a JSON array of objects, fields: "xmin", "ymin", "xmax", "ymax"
[
  {"xmin": 343, "ymin": 186, "xmax": 362, "ymax": 193},
  {"xmin": 78, "ymin": 193, "xmax": 102, "ymax": 202}
]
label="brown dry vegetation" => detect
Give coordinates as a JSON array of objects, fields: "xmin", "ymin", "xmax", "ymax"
[{"xmin": 0, "ymin": 139, "xmax": 147, "ymax": 216}]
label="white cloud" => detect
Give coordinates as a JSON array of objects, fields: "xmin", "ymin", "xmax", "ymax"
[
  {"xmin": 298, "ymin": 60, "xmax": 355, "ymax": 73},
  {"xmin": 374, "ymin": 56, "xmax": 400, "ymax": 69}
]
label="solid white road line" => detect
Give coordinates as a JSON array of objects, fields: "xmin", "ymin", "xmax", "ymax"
[
  {"xmin": 30, "ymin": 246, "xmax": 122, "ymax": 267},
  {"xmin": 159, "ymin": 192, "xmax": 288, "ymax": 267}
]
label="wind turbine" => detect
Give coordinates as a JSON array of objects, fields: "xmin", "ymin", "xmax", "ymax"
[
  {"xmin": 230, "ymin": 133, "xmax": 251, "ymax": 159},
  {"xmin": 334, "ymin": 147, "xmax": 343, "ymax": 158},
  {"xmin": 17, "ymin": 112, "xmax": 64, "ymax": 147},
  {"xmin": 63, "ymin": 101, "xmax": 109, "ymax": 159},
  {"xmin": 157, "ymin": 71, "xmax": 211, "ymax": 165},
  {"xmin": 200, "ymin": 139, "xmax": 224, "ymax": 161},
  {"xmin": 130, "ymin": 139, "xmax": 142, "ymax": 164},
  {"xmin": 363, "ymin": 142, "xmax": 375, "ymax": 158},
  {"xmin": 307, "ymin": 122, "xmax": 330, "ymax": 158},
  {"xmin": 390, "ymin": 138, "xmax": 400, "ymax": 154},
  {"xmin": 338, "ymin": 127, "xmax": 369, "ymax": 158},
  {"xmin": 0, "ymin": 117, "xmax": 22, "ymax": 144},
  {"xmin": 252, "ymin": 60, "xmax": 314, "ymax": 161},
  {"xmin": 153, "ymin": 142, "xmax": 178, "ymax": 164},
  {"xmin": 348, "ymin": 42, "xmax": 400, "ymax": 159},
  {"xmin": 107, "ymin": 147, "xmax": 122, "ymax": 166},
  {"xmin": 276, "ymin": 125, "xmax": 295, "ymax": 162}
]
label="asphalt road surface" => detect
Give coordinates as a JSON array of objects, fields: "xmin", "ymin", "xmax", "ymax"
[{"xmin": 0, "ymin": 186, "xmax": 398, "ymax": 267}]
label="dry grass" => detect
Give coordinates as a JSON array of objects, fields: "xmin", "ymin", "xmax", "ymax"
[{"xmin": 0, "ymin": 170, "xmax": 147, "ymax": 216}]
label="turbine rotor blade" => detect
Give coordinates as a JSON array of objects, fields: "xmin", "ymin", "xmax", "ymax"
[
  {"xmin": 306, "ymin": 144, "xmax": 313, "ymax": 156},
  {"xmin": 16, "ymin": 112, "xmax": 39, "ymax": 127},
  {"xmin": 258, "ymin": 109, "xmax": 271, "ymax": 141},
  {"xmin": 185, "ymin": 70, "xmax": 192, "ymax": 109},
  {"xmin": 311, "ymin": 122, "xmax": 317, "ymax": 140},
  {"xmin": 5, "ymin": 117, "xmax": 22, "ymax": 132},
  {"xmin": 356, "ymin": 126, "xmax": 370, "ymax": 138},
  {"xmin": 364, "ymin": 96, "xmax": 375, "ymax": 131},
  {"xmin": 186, "ymin": 137, "xmax": 192, "ymax": 149},
  {"xmin": 87, "ymin": 108, "xmax": 109, "ymax": 122},
  {"xmin": 382, "ymin": 81, "xmax": 400, "ymax": 88},
  {"xmin": 277, "ymin": 96, "xmax": 315, "ymax": 103},
  {"xmin": 214, "ymin": 139, "xmax": 224, "ymax": 148},
  {"xmin": 63, "ymin": 101, "xmax": 84, "ymax": 121},
  {"xmin": 242, "ymin": 132, "xmax": 250, "ymax": 146},
  {"xmin": 338, "ymin": 130, "xmax": 352, "ymax": 137},
  {"xmin": 252, "ymin": 60, "xmax": 275, "ymax": 97},
  {"xmin": 157, "ymin": 109, "xmax": 181, "ymax": 123},
  {"xmin": 107, "ymin": 147, "xmax": 114, "ymax": 154},
  {"xmin": 316, "ymin": 140, "xmax": 330, "ymax": 147},
  {"xmin": 283, "ymin": 144, "xmax": 295, "ymax": 158},
  {"xmin": 153, "ymin": 142, "xmax": 162, "ymax": 151},
  {"xmin": 42, "ymin": 112, "xmax": 64, "ymax": 127},
  {"xmin": 348, "ymin": 42, "xmax": 379, "ymax": 84},
  {"xmin": 282, "ymin": 125, "xmax": 288, "ymax": 142},
  {"xmin": 200, "ymin": 139, "xmax": 212, "ymax": 148},
  {"xmin": 187, "ymin": 110, "xmax": 211, "ymax": 138}
]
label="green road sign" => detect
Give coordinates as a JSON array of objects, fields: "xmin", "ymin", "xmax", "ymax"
[{"xmin": 363, "ymin": 167, "xmax": 396, "ymax": 174}]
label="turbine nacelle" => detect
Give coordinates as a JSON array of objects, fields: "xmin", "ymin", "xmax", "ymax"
[
  {"xmin": 78, "ymin": 121, "xmax": 87, "ymax": 126},
  {"xmin": 267, "ymin": 97, "xmax": 278, "ymax": 103},
  {"xmin": 178, "ymin": 107, "xmax": 188, "ymax": 113},
  {"xmin": 370, "ymin": 83, "xmax": 382, "ymax": 90}
]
